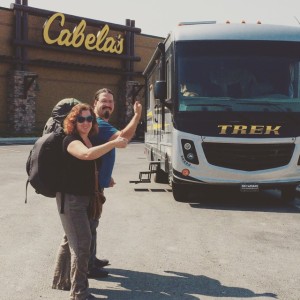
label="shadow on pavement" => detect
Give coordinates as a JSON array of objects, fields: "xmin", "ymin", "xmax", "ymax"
[
  {"xmin": 90, "ymin": 269, "xmax": 277, "ymax": 299},
  {"xmin": 185, "ymin": 187, "xmax": 300, "ymax": 213}
]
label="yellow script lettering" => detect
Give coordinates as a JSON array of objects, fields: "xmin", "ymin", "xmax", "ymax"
[
  {"xmin": 114, "ymin": 34, "xmax": 124, "ymax": 54},
  {"xmin": 43, "ymin": 13, "xmax": 124, "ymax": 54},
  {"xmin": 84, "ymin": 34, "xmax": 96, "ymax": 50},
  {"xmin": 57, "ymin": 29, "xmax": 72, "ymax": 46},
  {"xmin": 72, "ymin": 21, "xmax": 86, "ymax": 48},
  {"xmin": 43, "ymin": 12, "xmax": 65, "ymax": 45},
  {"xmin": 96, "ymin": 25, "xmax": 110, "ymax": 51}
]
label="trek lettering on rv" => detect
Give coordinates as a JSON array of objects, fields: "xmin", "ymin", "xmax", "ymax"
[{"xmin": 217, "ymin": 125, "xmax": 281, "ymax": 135}]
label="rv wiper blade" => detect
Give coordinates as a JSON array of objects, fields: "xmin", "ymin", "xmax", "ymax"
[{"xmin": 236, "ymin": 101, "xmax": 273, "ymax": 105}]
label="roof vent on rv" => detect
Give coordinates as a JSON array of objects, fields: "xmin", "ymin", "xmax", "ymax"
[{"xmin": 226, "ymin": 20, "xmax": 262, "ymax": 24}]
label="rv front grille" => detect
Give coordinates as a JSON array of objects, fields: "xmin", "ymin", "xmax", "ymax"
[{"xmin": 202, "ymin": 142, "xmax": 295, "ymax": 171}]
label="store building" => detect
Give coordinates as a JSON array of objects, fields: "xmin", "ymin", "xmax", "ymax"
[{"xmin": 0, "ymin": 0, "xmax": 163, "ymax": 136}]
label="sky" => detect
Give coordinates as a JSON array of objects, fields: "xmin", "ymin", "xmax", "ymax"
[{"xmin": 1, "ymin": 0, "xmax": 300, "ymax": 37}]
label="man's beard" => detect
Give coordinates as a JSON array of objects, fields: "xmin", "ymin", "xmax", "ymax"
[{"xmin": 103, "ymin": 110, "xmax": 110, "ymax": 119}]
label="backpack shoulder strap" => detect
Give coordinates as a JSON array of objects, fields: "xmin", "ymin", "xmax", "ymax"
[
  {"xmin": 60, "ymin": 192, "xmax": 65, "ymax": 214},
  {"xmin": 25, "ymin": 178, "xmax": 29, "ymax": 204}
]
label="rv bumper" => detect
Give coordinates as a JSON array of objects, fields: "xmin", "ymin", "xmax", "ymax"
[{"xmin": 173, "ymin": 169, "xmax": 300, "ymax": 190}]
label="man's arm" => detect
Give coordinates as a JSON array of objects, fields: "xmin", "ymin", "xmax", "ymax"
[{"xmin": 109, "ymin": 101, "xmax": 142, "ymax": 141}]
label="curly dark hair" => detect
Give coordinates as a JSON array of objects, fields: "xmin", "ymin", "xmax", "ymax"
[{"xmin": 63, "ymin": 103, "xmax": 98, "ymax": 136}]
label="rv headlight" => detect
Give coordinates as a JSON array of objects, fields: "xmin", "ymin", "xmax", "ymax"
[
  {"xmin": 181, "ymin": 139, "xmax": 199, "ymax": 165},
  {"xmin": 187, "ymin": 153, "xmax": 194, "ymax": 160},
  {"xmin": 184, "ymin": 142, "xmax": 192, "ymax": 150}
]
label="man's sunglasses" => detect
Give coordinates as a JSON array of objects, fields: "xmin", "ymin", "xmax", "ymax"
[{"xmin": 77, "ymin": 115, "xmax": 94, "ymax": 123}]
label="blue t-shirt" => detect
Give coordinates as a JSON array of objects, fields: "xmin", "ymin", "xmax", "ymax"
[{"xmin": 92, "ymin": 118, "xmax": 118, "ymax": 188}]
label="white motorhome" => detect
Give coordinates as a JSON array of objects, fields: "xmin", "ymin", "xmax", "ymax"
[{"xmin": 143, "ymin": 21, "xmax": 300, "ymax": 202}]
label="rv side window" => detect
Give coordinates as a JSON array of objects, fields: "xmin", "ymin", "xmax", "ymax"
[
  {"xmin": 166, "ymin": 59, "xmax": 172, "ymax": 99},
  {"xmin": 147, "ymin": 61, "xmax": 161, "ymax": 110}
]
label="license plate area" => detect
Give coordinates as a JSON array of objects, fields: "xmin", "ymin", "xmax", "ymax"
[{"xmin": 240, "ymin": 183, "xmax": 259, "ymax": 192}]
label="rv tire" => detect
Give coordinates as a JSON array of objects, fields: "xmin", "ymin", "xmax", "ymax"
[
  {"xmin": 281, "ymin": 186, "xmax": 297, "ymax": 203},
  {"xmin": 154, "ymin": 168, "xmax": 169, "ymax": 184},
  {"xmin": 172, "ymin": 181, "xmax": 189, "ymax": 202}
]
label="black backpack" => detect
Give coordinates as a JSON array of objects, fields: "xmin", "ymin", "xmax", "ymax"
[
  {"xmin": 25, "ymin": 128, "xmax": 65, "ymax": 198},
  {"xmin": 25, "ymin": 98, "xmax": 81, "ymax": 203}
]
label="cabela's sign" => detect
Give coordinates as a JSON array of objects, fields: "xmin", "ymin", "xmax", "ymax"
[{"xmin": 43, "ymin": 12, "xmax": 124, "ymax": 54}]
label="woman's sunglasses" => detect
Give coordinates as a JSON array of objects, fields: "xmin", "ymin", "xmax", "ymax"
[{"xmin": 77, "ymin": 115, "xmax": 94, "ymax": 123}]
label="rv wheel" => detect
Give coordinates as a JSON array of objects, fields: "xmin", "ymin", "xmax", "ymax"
[
  {"xmin": 281, "ymin": 186, "xmax": 297, "ymax": 203},
  {"xmin": 172, "ymin": 181, "xmax": 189, "ymax": 202},
  {"xmin": 154, "ymin": 168, "xmax": 169, "ymax": 184}
]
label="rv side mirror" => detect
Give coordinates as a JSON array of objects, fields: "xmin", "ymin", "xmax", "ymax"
[{"xmin": 154, "ymin": 81, "xmax": 167, "ymax": 101}]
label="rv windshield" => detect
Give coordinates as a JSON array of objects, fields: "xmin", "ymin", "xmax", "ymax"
[{"xmin": 177, "ymin": 42, "xmax": 300, "ymax": 113}]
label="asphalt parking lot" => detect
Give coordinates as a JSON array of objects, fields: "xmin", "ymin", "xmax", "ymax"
[{"xmin": 0, "ymin": 141, "xmax": 300, "ymax": 300}]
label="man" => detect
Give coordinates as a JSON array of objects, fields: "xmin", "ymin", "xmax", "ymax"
[{"xmin": 88, "ymin": 88, "xmax": 142, "ymax": 278}]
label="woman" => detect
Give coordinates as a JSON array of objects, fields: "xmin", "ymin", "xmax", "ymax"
[{"xmin": 52, "ymin": 103, "xmax": 127, "ymax": 300}]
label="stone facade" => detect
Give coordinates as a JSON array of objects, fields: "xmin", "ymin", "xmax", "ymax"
[{"xmin": 8, "ymin": 70, "xmax": 38, "ymax": 134}]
